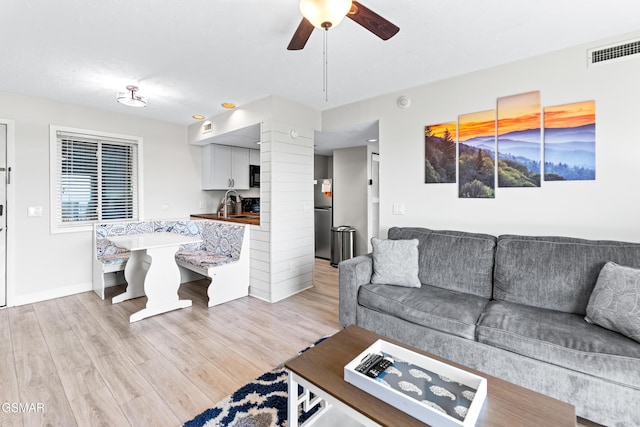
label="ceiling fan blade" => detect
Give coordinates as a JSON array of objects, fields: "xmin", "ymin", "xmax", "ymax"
[
  {"xmin": 287, "ymin": 17, "xmax": 315, "ymax": 50},
  {"xmin": 347, "ymin": 1, "xmax": 399, "ymax": 40}
]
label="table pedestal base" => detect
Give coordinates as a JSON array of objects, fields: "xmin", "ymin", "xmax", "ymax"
[{"xmin": 113, "ymin": 245, "xmax": 192, "ymax": 322}]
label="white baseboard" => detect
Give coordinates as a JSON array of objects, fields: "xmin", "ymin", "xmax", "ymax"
[
  {"xmin": 248, "ymin": 284, "xmax": 313, "ymax": 304},
  {"xmin": 10, "ymin": 268, "xmax": 211, "ymax": 307},
  {"xmin": 249, "ymin": 289, "xmax": 269, "ymax": 302},
  {"xmin": 12, "ymin": 282, "xmax": 94, "ymax": 306},
  {"xmin": 270, "ymin": 284, "xmax": 313, "ymax": 303}
]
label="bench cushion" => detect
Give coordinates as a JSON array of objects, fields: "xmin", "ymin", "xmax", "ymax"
[
  {"xmin": 95, "ymin": 221, "xmax": 155, "ymax": 259},
  {"xmin": 95, "ymin": 220, "xmax": 246, "ymax": 277},
  {"xmin": 477, "ymin": 300, "xmax": 640, "ymax": 389},
  {"xmin": 358, "ymin": 283, "xmax": 490, "ymax": 340},
  {"xmin": 201, "ymin": 221, "xmax": 245, "ymax": 259},
  {"xmin": 175, "ymin": 250, "xmax": 236, "ymax": 269},
  {"xmin": 98, "ymin": 253, "xmax": 130, "ymax": 266}
]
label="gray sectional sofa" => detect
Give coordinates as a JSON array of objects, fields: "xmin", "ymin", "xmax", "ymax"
[{"xmin": 339, "ymin": 227, "xmax": 640, "ymax": 426}]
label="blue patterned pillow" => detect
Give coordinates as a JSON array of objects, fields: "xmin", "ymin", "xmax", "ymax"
[
  {"xmin": 371, "ymin": 237, "xmax": 420, "ymax": 288},
  {"xmin": 585, "ymin": 261, "xmax": 640, "ymax": 343}
]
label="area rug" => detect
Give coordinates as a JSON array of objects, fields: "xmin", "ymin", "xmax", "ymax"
[{"xmin": 183, "ymin": 337, "xmax": 328, "ymax": 427}]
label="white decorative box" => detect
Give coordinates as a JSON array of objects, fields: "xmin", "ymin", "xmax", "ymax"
[{"xmin": 344, "ymin": 340, "xmax": 487, "ymax": 427}]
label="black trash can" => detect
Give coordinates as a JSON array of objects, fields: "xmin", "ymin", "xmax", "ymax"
[{"xmin": 330, "ymin": 226, "xmax": 356, "ymax": 267}]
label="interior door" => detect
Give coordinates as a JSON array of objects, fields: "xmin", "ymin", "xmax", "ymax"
[{"xmin": 0, "ymin": 123, "xmax": 6, "ymax": 307}]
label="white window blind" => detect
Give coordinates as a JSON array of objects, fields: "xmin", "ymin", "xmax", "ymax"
[{"xmin": 53, "ymin": 129, "xmax": 140, "ymax": 229}]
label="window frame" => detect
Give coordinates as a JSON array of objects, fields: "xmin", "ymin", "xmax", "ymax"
[{"xmin": 49, "ymin": 125, "xmax": 144, "ymax": 234}]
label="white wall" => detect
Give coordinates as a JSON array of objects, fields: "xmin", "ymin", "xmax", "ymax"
[
  {"xmin": 333, "ymin": 146, "xmax": 368, "ymax": 256},
  {"xmin": 367, "ymin": 144, "xmax": 380, "ymax": 253},
  {"xmin": 321, "ymin": 31, "xmax": 640, "ymax": 243},
  {"xmin": 0, "ymin": 91, "xmax": 203, "ymax": 305},
  {"xmin": 314, "ymin": 154, "xmax": 331, "ymax": 180}
]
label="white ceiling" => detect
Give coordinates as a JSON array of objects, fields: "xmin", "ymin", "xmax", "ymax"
[
  {"xmin": 1, "ymin": 0, "xmax": 639, "ymax": 129},
  {"xmin": 314, "ymin": 120, "xmax": 379, "ymax": 156}
]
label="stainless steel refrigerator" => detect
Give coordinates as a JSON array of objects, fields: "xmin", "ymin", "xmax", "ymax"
[{"xmin": 314, "ymin": 179, "xmax": 332, "ymax": 259}]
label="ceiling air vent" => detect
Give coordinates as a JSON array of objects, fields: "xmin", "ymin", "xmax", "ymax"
[{"xmin": 588, "ymin": 38, "xmax": 640, "ymax": 66}]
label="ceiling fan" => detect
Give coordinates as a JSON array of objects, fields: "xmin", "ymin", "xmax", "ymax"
[{"xmin": 287, "ymin": 0, "xmax": 400, "ymax": 50}]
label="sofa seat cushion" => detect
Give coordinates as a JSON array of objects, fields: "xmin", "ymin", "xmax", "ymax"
[
  {"xmin": 477, "ymin": 300, "xmax": 640, "ymax": 389},
  {"xmin": 358, "ymin": 283, "xmax": 490, "ymax": 340},
  {"xmin": 175, "ymin": 250, "xmax": 235, "ymax": 269}
]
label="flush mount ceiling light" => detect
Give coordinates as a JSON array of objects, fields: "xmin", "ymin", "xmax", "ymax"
[
  {"xmin": 116, "ymin": 85, "xmax": 147, "ymax": 108},
  {"xmin": 221, "ymin": 102, "xmax": 236, "ymax": 109},
  {"xmin": 192, "ymin": 115, "xmax": 206, "ymax": 120}
]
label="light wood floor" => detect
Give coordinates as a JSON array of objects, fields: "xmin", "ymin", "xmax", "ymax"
[
  {"xmin": 0, "ymin": 259, "xmax": 341, "ymax": 427},
  {"xmin": 0, "ymin": 259, "xmax": 596, "ymax": 427}
]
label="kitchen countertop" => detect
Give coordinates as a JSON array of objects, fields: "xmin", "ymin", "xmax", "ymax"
[{"xmin": 191, "ymin": 212, "xmax": 260, "ymax": 226}]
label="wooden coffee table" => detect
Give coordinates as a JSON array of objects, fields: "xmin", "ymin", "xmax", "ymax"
[{"xmin": 285, "ymin": 325, "xmax": 575, "ymax": 426}]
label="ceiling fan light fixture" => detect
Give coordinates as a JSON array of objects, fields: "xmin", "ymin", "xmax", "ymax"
[
  {"xmin": 299, "ymin": 0, "xmax": 352, "ymax": 29},
  {"xmin": 116, "ymin": 85, "xmax": 147, "ymax": 108}
]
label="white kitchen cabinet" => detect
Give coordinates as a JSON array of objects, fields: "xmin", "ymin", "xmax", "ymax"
[
  {"xmin": 249, "ymin": 148, "xmax": 260, "ymax": 166},
  {"xmin": 202, "ymin": 144, "xmax": 250, "ymax": 190}
]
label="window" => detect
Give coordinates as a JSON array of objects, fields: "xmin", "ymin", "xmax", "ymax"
[{"xmin": 50, "ymin": 126, "xmax": 143, "ymax": 232}]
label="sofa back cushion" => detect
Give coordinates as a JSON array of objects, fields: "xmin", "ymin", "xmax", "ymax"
[
  {"xmin": 494, "ymin": 235, "xmax": 640, "ymax": 315},
  {"xmin": 388, "ymin": 227, "xmax": 496, "ymax": 298}
]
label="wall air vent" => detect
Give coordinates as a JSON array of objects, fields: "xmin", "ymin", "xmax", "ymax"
[{"xmin": 588, "ymin": 38, "xmax": 640, "ymax": 67}]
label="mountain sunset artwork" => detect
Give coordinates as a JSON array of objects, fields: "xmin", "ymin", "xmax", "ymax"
[
  {"xmin": 458, "ymin": 110, "xmax": 496, "ymax": 198},
  {"xmin": 544, "ymin": 101, "xmax": 596, "ymax": 181},
  {"xmin": 497, "ymin": 91, "xmax": 541, "ymax": 187},
  {"xmin": 425, "ymin": 122, "xmax": 457, "ymax": 183}
]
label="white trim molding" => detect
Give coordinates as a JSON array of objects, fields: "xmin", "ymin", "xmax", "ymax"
[{"xmin": 0, "ymin": 119, "xmax": 15, "ymax": 307}]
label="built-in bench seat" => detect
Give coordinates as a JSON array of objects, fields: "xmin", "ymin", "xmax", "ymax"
[{"xmin": 93, "ymin": 219, "xmax": 250, "ymax": 307}]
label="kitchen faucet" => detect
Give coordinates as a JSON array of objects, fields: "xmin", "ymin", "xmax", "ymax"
[{"xmin": 222, "ymin": 189, "xmax": 238, "ymax": 218}]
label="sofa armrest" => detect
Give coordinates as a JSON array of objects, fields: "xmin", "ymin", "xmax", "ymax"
[{"xmin": 339, "ymin": 254, "xmax": 373, "ymax": 327}]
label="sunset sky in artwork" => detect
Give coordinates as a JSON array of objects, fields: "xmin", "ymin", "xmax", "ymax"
[
  {"xmin": 497, "ymin": 91, "xmax": 541, "ymax": 135},
  {"xmin": 544, "ymin": 101, "xmax": 596, "ymax": 128},
  {"xmin": 427, "ymin": 122, "xmax": 456, "ymax": 139},
  {"xmin": 458, "ymin": 110, "xmax": 495, "ymax": 141}
]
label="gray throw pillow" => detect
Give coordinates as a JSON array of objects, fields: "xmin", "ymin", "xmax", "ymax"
[
  {"xmin": 371, "ymin": 237, "xmax": 420, "ymax": 287},
  {"xmin": 585, "ymin": 261, "xmax": 640, "ymax": 343}
]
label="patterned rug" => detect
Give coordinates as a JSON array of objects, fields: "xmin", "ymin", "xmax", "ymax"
[{"xmin": 183, "ymin": 338, "xmax": 327, "ymax": 427}]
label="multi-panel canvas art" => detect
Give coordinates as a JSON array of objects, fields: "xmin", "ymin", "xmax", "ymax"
[
  {"xmin": 424, "ymin": 92, "xmax": 596, "ymax": 197},
  {"xmin": 425, "ymin": 122, "xmax": 457, "ymax": 183},
  {"xmin": 543, "ymin": 101, "xmax": 596, "ymax": 181},
  {"xmin": 458, "ymin": 110, "xmax": 496, "ymax": 199},
  {"xmin": 497, "ymin": 91, "xmax": 541, "ymax": 187}
]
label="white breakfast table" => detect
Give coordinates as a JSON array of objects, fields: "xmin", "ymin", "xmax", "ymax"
[{"xmin": 108, "ymin": 232, "xmax": 202, "ymax": 322}]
